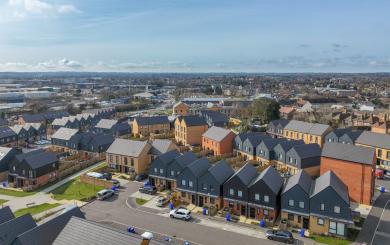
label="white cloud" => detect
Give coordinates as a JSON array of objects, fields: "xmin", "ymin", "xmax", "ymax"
[
  {"xmin": 8, "ymin": 0, "xmax": 52, "ymax": 13},
  {"xmin": 58, "ymin": 4, "xmax": 81, "ymax": 14}
]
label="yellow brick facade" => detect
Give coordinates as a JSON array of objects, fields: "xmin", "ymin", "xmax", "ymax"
[{"xmin": 175, "ymin": 119, "xmax": 208, "ymax": 146}]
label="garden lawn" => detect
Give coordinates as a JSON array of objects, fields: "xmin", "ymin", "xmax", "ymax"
[
  {"xmin": 51, "ymin": 178, "xmax": 104, "ymax": 201},
  {"xmin": 0, "ymin": 188, "xmax": 36, "ymax": 197},
  {"xmin": 14, "ymin": 203, "xmax": 61, "ymax": 217},
  {"xmin": 311, "ymin": 235, "xmax": 351, "ymax": 245}
]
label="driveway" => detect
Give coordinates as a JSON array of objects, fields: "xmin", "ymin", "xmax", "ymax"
[{"xmin": 354, "ymin": 193, "xmax": 390, "ymax": 245}]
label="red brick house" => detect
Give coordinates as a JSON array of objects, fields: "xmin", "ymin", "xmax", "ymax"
[{"xmin": 202, "ymin": 126, "xmax": 236, "ymax": 156}]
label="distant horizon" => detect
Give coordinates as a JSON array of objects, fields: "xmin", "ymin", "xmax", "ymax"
[{"xmin": 1, "ymin": 0, "xmax": 389, "ymax": 72}]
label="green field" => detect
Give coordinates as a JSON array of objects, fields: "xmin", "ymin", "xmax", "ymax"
[
  {"xmin": 14, "ymin": 203, "xmax": 61, "ymax": 217},
  {"xmin": 51, "ymin": 178, "xmax": 104, "ymax": 201},
  {"xmin": 0, "ymin": 188, "xmax": 36, "ymax": 197}
]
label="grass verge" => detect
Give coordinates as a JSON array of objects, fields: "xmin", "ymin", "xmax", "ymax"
[
  {"xmin": 0, "ymin": 188, "xmax": 36, "ymax": 197},
  {"xmin": 310, "ymin": 235, "xmax": 351, "ymax": 245},
  {"xmin": 14, "ymin": 203, "xmax": 61, "ymax": 217},
  {"xmin": 136, "ymin": 198, "xmax": 148, "ymax": 205},
  {"xmin": 0, "ymin": 199, "xmax": 8, "ymax": 205},
  {"xmin": 51, "ymin": 178, "xmax": 104, "ymax": 201}
]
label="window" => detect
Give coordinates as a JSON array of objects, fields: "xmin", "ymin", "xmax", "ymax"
[
  {"xmin": 159, "ymin": 169, "xmax": 164, "ymax": 174},
  {"xmin": 131, "ymin": 158, "xmax": 134, "ymax": 166},
  {"xmin": 238, "ymin": 190, "xmax": 243, "ymax": 198},
  {"xmin": 329, "ymin": 221, "xmax": 337, "ymax": 234},
  {"xmin": 289, "ymin": 157, "xmax": 293, "ymax": 163},
  {"xmin": 334, "ymin": 206, "xmax": 340, "ymax": 213},
  {"xmin": 202, "ymin": 183, "xmax": 207, "ymax": 190},
  {"xmin": 279, "ymin": 153, "xmax": 283, "ymax": 159},
  {"xmin": 170, "ymin": 170, "xmax": 175, "ymax": 176},
  {"xmin": 181, "ymin": 179, "xmax": 186, "ymax": 186},
  {"xmin": 264, "ymin": 195, "xmax": 269, "ymax": 202},
  {"xmin": 294, "ymin": 159, "xmax": 298, "ymax": 165},
  {"xmin": 320, "ymin": 203, "xmax": 325, "ymax": 211},
  {"xmin": 210, "ymin": 198, "xmax": 215, "ymax": 204},
  {"xmin": 317, "ymin": 218, "xmax": 324, "ymax": 226},
  {"xmin": 210, "ymin": 185, "xmax": 215, "ymax": 192},
  {"xmin": 288, "ymin": 213, "xmax": 294, "ymax": 221},
  {"xmin": 229, "ymin": 188, "xmax": 234, "ymax": 196},
  {"xmin": 154, "ymin": 168, "xmax": 157, "ymax": 173},
  {"xmin": 189, "ymin": 181, "xmax": 193, "ymax": 187},
  {"xmin": 299, "ymin": 201, "xmax": 305, "ymax": 208},
  {"xmin": 288, "ymin": 199, "xmax": 294, "ymax": 206},
  {"xmin": 263, "ymin": 209, "xmax": 269, "ymax": 215},
  {"xmin": 255, "ymin": 193, "xmax": 260, "ymax": 201},
  {"xmin": 378, "ymin": 149, "xmax": 382, "ymax": 157}
]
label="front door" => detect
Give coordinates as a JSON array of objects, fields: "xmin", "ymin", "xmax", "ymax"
[
  {"xmin": 241, "ymin": 204, "xmax": 246, "ymax": 216},
  {"xmin": 303, "ymin": 217, "xmax": 309, "ymax": 229},
  {"xmin": 249, "ymin": 207, "xmax": 256, "ymax": 218},
  {"xmin": 199, "ymin": 196, "xmax": 204, "ymax": 207},
  {"xmin": 167, "ymin": 181, "xmax": 172, "ymax": 190},
  {"xmin": 191, "ymin": 194, "xmax": 196, "ymax": 205}
]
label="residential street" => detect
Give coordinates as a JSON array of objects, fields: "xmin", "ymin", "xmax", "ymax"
[{"xmin": 81, "ymin": 181, "xmax": 308, "ymax": 245}]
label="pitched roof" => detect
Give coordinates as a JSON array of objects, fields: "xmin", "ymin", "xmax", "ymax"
[
  {"xmin": 276, "ymin": 140, "xmax": 305, "ymax": 152},
  {"xmin": 135, "ymin": 116, "xmax": 169, "ymax": 126},
  {"xmin": 0, "ymin": 206, "xmax": 15, "ymax": 225},
  {"xmin": 282, "ymin": 170, "xmax": 313, "ymax": 195},
  {"xmin": 329, "ymin": 128, "xmax": 352, "ymax": 137},
  {"xmin": 260, "ymin": 138, "xmax": 286, "ymax": 150},
  {"xmin": 150, "ymin": 139, "xmax": 175, "ymax": 155},
  {"xmin": 53, "ymin": 217, "xmax": 165, "ymax": 245},
  {"xmin": 13, "ymin": 206, "xmax": 85, "ymax": 245},
  {"xmin": 95, "ymin": 119, "xmax": 118, "ymax": 129},
  {"xmin": 10, "ymin": 125, "xmax": 25, "ymax": 134},
  {"xmin": 310, "ymin": 170, "xmax": 349, "ymax": 204},
  {"xmin": 186, "ymin": 157, "xmax": 211, "ymax": 177},
  {"xmin": 0, "ymin": 126, "xmax": 17, "ymax": 138},
  {"xmin": 356, "ymin": 131, "xmax": 390, "ymax": 149},
  {"xmin": 200, "ymin": 110, "xmax": 228, "ymax": 123},
  {"xmin": 154, "ymin": 150, "xmax": 180, "ymax": 165},
  {"xmin": 235, "ymin": 132, "xmax": 265, "ymax": 143},
  {"xmin": 52, "ymin": 127, "xmax": 79, "ymax": 140},
  {"xmin": 290, "ymin": 143, "xmax": 322, "ymax": 159},
  {"xmin": 322, "ymin": 142, "xmax": 375, "ymax": 165},
  {"xmin": 0, "ymin": 118, "xmax": 8, "ymax": 126},
  {"xmin": 202, "ymin": 126, "xmax": 233, "ymax": 142},
  {"xmin": 244, "ymin": 133, "xmax": 270, "ymax": 147},
  {"xmin": 206, "ymin": 160, "xmax": 234, "ymax": 184},
  {"xmin": 178, "ymin": 115, "xmax": 207, "ymax": 127},
  {"xmin": 269, "ymin": 119, "xmax": 290, "ymax": 128},
  {"xmin": 15, "ymin": 150, "xmax": 58, "ymax": 169},
  {"xmin": 106, "ymin": 139, "xmax": 150, "ymax": 157},
  {"xmin": 249, "ymin": 166, "xmax": 284, "ymax": 194},
  {"xmin": 0, "ymin": 214, "xmax": 37, "ymax": 245},
  {"xmin": 227, "ymin": 162, "xmax": 258, "ymax": 186},
  {"xmin": 171, "ymin": 152, "xmax": 197, "ymax": 168},
  {"xmin": 284, "ymin": 120, "xmax": 331, "ymax": 135}
]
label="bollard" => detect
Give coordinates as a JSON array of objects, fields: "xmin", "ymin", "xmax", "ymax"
[
  {"xmin": 202, "ymin": 207, "xmax": 207, "ymax": 215},
  {"xmin": 259, "ymin": 219, "xmax": 265, "ymax": 228},
  {"xmin": 169, "ymin": 202, "xmax": 174, "ymax": 210},
  {"xmin": 300, "ymin": 229, "xmax": 305, "ymax": 237},
  {"xmin": 226, "ymin": 212, "xmax": 231, "ymax": 222},
  {"xmin": 380, "ymin": 186, "xmax": 385, "ymax": 193},
  {"xmin": 127, "ymin": 226, "xmax": 135, "ymax": 233}
]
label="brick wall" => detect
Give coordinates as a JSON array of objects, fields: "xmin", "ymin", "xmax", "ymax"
[{"xmin": 80, "ymin": 174, "xmax": 115, "ymax": 189}]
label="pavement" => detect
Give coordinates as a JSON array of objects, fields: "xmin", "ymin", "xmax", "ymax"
[
  {"xmin": 81, "ymin": 181, "xmax": 313, "ymax": 245},
  {"xmin": 354, "ymin": 193, "xmax": 390, "ymax": 245}
]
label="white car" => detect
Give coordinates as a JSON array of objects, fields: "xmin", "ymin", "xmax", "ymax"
[{"xmin": 169, "ymin": 208, "xmax": 192, "ymax": 221}]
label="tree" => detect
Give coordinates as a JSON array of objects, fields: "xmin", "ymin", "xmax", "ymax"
[
  {"xmin": 249, "ymin": 98, "xmax": 280, "ymax": 124},
  {"xmin": 214, "ymin": 85, "xmax": 223, "ymax": 95}
]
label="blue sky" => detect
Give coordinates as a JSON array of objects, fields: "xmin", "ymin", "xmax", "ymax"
[{"xmin": 0, "ymin": 0, "xmax": 389, "ymax": 72}]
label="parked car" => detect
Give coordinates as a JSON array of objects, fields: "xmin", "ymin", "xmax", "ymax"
[
  {"xmin": 135, "ymin": 173, "xmax": 148, "ymax": 182},
  {"xmin": 102, "ymin": 172, "xmax": 112, "ymax": 180},
  {"xmin": 169, "ymin": 208, "xmax": 192, "ymax": 221},
  {"xmin": 112, "ymin": 179, "xmax": 120, "ymax": 188},
  {"xmin": 376, "ymin": 169, "xmax": 385, "ymax": 179},
  {"xmin": 97, "ymin": 189, "xmax": 115, "ymax": 200},
  {"xmin": 156, "ymin": 196, "xmax": 169, "ymax": 207},
  {"xmin": 265, "ymin": 230, "xmax": 294, "ymax": 244},
  {"xmin": 138, "ymin": 186, "xmax": 157, "ymax": 195}
]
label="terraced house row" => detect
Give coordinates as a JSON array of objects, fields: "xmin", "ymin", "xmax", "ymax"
[
  {"xmin": 0, "ymin": 123, "xmax": 46, "ymax": 147},
  {"xmin": 148, "ymin": 149, "xmax": 354, "ymax": 237},
  {"xmin": 267, "ymin": 119, "xmax": 390, "ymax": 170}
]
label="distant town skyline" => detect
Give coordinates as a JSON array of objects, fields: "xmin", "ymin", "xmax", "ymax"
[{"xmin": 0, "ymin": 0, "xmax": 389, "ymax": 72}]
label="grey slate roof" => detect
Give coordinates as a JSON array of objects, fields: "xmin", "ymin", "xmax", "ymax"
[
  {"xmin": 284, "ymin": 120, "xmax": 331, "ymax": 135},
  {"xmin": 186, "ymin": 157, "xmax": 211, "ymax": 177},
  {"xmin": 135, "ymin": 116, "xmax": 169, "ymax": 126},
  {"xmin": 155, "ymin": 150, "xmax": 180, "ymax": 165},
  {"xmin": 13, "ymin": 206, "xmax": 85, "ymax": 245},
  {"xmin": 202, "ymin": 126, "xmax": 233, "ymax": 142},
  {"xmin": 282, "ymin": 170, "xmax": 313, "ymax": 195},
  {"xmin": 261, "ymin": 138, "xmax": 286, "ymax": 150},
  {"xmin": 277, "ymin": 140, "xmax": 305, "ymax": 152},
  {"xmin": 0, "ymin": 214, "xmax": 37, "ymax": 245},
  {"xmin": 310, "ymin": 170, "xmax": 349, "ymax": 204},
  {"xmin": 356, "ymin": 131, "xmax": 390, "ymax": 150},
  {"xmin": 150, "ymin": 139, "xmax": 175, "ymax": 155},
  {"xmin": 322, "ymin": 142, "xmax": 375, "ymax": 165},
  {"xmin": 250, "ymin": 166, "xmax": 284, "ymax": 194},
  {"xmin": 227, "ymin": 162, "xmax": 258, "ymax": 186},
  {"xmin": 95, "ymin": 119, "xmax": 118, "ymax": 129},
  {"xmin": 178, "ymin": 115, "xmax": 207, "ymax": 127},
  {"xmin": 291, "ymin": 143, "xmax": 322, "ymax": 159},
  {"xmin": 269, "ymin": 119, "xmax": 290, "ymax": 128},
  {"xmin": 52, "ymin": 127, "xmax": 79, "ymax": 140},
  {"xmin": 53, "ymin": 217, "xmax": 165, "ymax": 245},
  {"xmin": 0, "ymin": 126, "xmax": 17, "ymax": 138},
  {"xmin": 245, "ymin": 133, "xmax": 270, "ymax": 147},
  {"xmin": 15, "ymin": 150, "xmax": 58, "ymax": 169},
  {"xmin": 106, "ymin": 139, "xmax": 150, "ymax": 157},
  {"xmin": 0, "ymin": 206, "xmax": 15, "ymax": 225},
  {"xmin": 172, "ymin": 152, "xmax": 197, "ymax": 168},
  {"xmin": 207, "ymin": 160, "xmax": 234, "ymax": 184}
]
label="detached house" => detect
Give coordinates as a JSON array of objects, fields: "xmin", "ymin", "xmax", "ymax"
[
  {"xmin": 176, "ymin": 157, "xmax": 211, "ymax": 205},
  {"xmin": 281, "ymin": 170, "xmax": 313, "ymax": 229},
  {"xmin": 197, "ymin": 160, "xmax": 234, "ymax": 210},
  {"xmin": 8, "ymin": 150, "xmax": 59, "ymax": 190},
  {"xmin": 175, "ymin": 115, "xmax": 208, "ymax": 146},
  {"xmin": 321, "ymin": 143, "xmax": 376, "ymax": 205},
  {"xmin": 283, "ymin": 120, "xmax": 332, "ymax": 147},
  {"xmin": 106, "ymin": 139, "xmax": 151, "ymax": 174},
  {"xmin": 309, "ymin": 171, "xmax": 353, "ymax": 237},
  {"xmin": 247, "ymin": 166, "xmax": 284, "ymax": 223},
  {"xmin": 202, "ymin": 126, "xmax": 236, "ymax": 156},
  {"xmin": 149, "ymin": 150, "xmax": 181, "ymax": 190},
  {"xmin": 223, "ymin": 163, "xmax": 258, "ymax": 216},
  {"xmin": 132, "ymin": 116, "xmax": 170, "ymax": 137}
]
